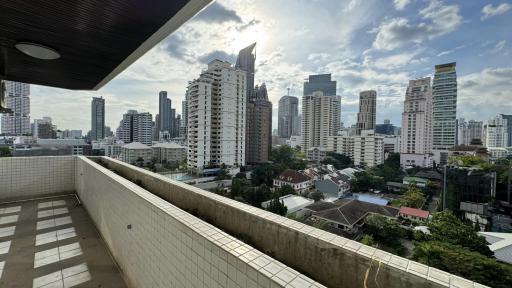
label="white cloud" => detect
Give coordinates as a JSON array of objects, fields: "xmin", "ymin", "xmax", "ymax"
[
  {"xmin": 363, "ymin": 51, "xmax": 426, "ymax": 70},
  {"xmin": 481, "ymin": 3, "xmax": 512, "ymax": 20},
  {"xmin": 458, "ymin": 67, "xmax": 512, "ymax": 120},
  {"xmin": 373, "ymin": 0, "xmax": 461, "ymax": 50},
  {"xmin": 490, "ymin": 40, "xmax": 507, "ymax": 54},
  {"xmin": 394, "ymin": 0, "xmax": 411, "ymax": 11}
]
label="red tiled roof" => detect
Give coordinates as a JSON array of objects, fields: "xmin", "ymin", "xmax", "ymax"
[
  {"xmin": 276, "ymin": 169, "xmax": 310, "ymax": 184},
  {"xmin": 399, "ymin": 207, "xmax": 429, "ymax": 219}
]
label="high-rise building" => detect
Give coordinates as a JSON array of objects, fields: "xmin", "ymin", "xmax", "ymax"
[
  {"xmin": 91, "ymin": 96, "xmax": 105, "ymax": 141},
  {"xmin": 246, "ymin": 83, "xmax": 272, "ymax": 164},
  {"xmin": 37, "ymin": 122, "xmax": 57, "ymax": 139},
  {"xmin": 158, "ymin": 91, "xmax": 172, "ymax": 135},
  {"xmin": 400, "ymin": 78, "xmax": 433, "ymax": 167},
  {"xmin": 277, "ymin": 95, "xmax": 299, "ymax": 138},
  {"xmin": 187, "ymin": 60, "xmax": 246, "ymax": 173},
  {"xmin": 180, "ymin": 98, "xmax": 188, "ymax": 139},
  {"xmin": 484, "ymin": 115, "xmax": 508, "ymax": 148},
  {"xmin": 432, "ymin": 62, "xmax": 457, "ymax": 165},
  {"xmin": 303, "ymin": 74, "xmax": 336, "ymax": 96},
  {"xmin": 1, "ymin": 80, "xmax": 30, "ymax": 135},
  {"xmin": 456, "ymin": 118, "xmax": 468, "ymax": 146},
  {"xmin": 356, "ymin": 90, "xmax": 377, "ymax": 135},
  {"xmin": 170, "ymin": 108, "xmax": 176, "ymax": 137},
  {"xmin": 116, "ymin": 110, "xmax": 153, "ymax": 145},
  {"xmin": 32, "ymin": 117, "xmax": 52, "ymax": 139},
  {"xmin": 467, "ymin": 120, "xmax": 483, "ymax": 144},
  {"xmin": 301, "ymin": 91, "xmax": 341, "ymax": 152},
  {"xmin": 326, "ymin": 131, "xmax": 384, "ymax": 168},
  {"xmin": 500, "ymin": 114, "xmax": 512, "ymax": 147},
  {"xmin": 235, "ymin": 43, "xmax": 256, "ymax": 101}
]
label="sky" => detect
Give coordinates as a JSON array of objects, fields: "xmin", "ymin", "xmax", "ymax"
[{"xmin": 29, "ymin": 0, "xmax": 512, "ymax": 132}]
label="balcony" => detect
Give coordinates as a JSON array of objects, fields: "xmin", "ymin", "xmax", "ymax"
[{"xmin": 0, "ymin": 156, "xmax": 486, "ymax": 288}]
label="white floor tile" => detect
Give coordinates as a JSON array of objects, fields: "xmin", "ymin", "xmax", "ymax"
[
  {"xmin": 34, "ymin": 242, "xmax": 82, "ymax": 268},
  {"xmin": 36, "ymin": 216, "xmax": 72, "ymax": 231},
  {"xmin": 0, "ymin": 215, "xmax": 19, "ymax": 225},
  {"xmin": 0, "ymin": 206, "xmax": 21, "ymax": 215},
  {"xmin": 0, "ymin": 226, "xmax": 15, "ymax": 238},
  {"xmin": 0, "ymin": 240, "xmax": 11, "ymax": 255},
  {"xmin": 33, "ymin": 270, "xmax": 62, "ymax": 287},
  {"xmin": 36, "ymin": 228, "xmax": 76, "ymax": 246}
]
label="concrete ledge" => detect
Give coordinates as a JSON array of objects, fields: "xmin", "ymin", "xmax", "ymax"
[{"xmin": 93, "ymin": 156, "xmax": 487, "ymax": 288}]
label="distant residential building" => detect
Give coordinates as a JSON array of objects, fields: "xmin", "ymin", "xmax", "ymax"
[
  {"xmin": 399, "ymin": 207, "xmax": 429, "ymax": 222},
  {"xmin": 301, "ymin": 91, "xmax": 341, "ymax": 152},
  {"xmin": 92, "ymin": 138, "xmax": 123, "ymax": 158},
  {"xmin": 500, "ymin": 114, "xmax": 512, "ymax": 148},
  {"xmin": 315, "ymin": 173, "xmax": 351, "ymax": 199},
  {"xmin": 286, "ymin": 135, "xmax": 302, "ymax": 149},
  {"xmin": 32, "ymin": 117, "xmax": 53, "ymax": 139},
  {"xmin": 484, "ymin": 115, "xmax": 509, "ymax": 148},
  {"xmin": 432, "ymin": 63, "xmax": 457, "ymax": 165},
  {"xmin": 456, "ymin": 118, "xmax": 468, "ymax": 146},
  {"xmin": 356, "ymin": 90, "xmax": 376, "ymax": 135},
  {"xmin": 303, "ymin": 74, "xmax": 336, "ymax": 96},
  {"xmin": 180, "ymin": 98, "xmax": 188, "ymax": 139},
  {"xmin": 307, "ymin": 147, "xmax": 328, "ymax": 163},
  {"xmin": 187, "ymin": 60, "xmax": 246, "ymax": 174},
  {"xmin": 120, "ymin": 142, "xmax": 152, "ymax": 165},
  {"xmin": 487, "ymin": 147, "xmax": 511, "ymax": 159},
  {"xmin": 273, "ymin": 169, "xmax": 311, "ymax": 194},
  {"xmin": 116, "ymin": 110, "xmax": 153, "ymax": 145},
  {"xmin": 104, "ymin": 126, "xmax": 114, "ymax": 138},
  {"xmin": 37, "ymin": 139, "xmax": 89, "ymax": 155},
  {"xmin": 37, "ymin": 122, "xmax": 57, "ymax": 139},
  {"xmin": 466, "ymin": 120, "xmax": 484, "ymax": 145},
  {"xmin": 151, "ymin": 142, "xmax": 186, "ymax": 164},
  {"xmin": 278, "ymin": 95, "xmax": 300, "ymax": 138},
  {"xmin": 91, "ymin": 96, "xmax": 105, "ymax": 140},
  {"xmin": 375, "ymin": 120, "xmax": 396, "ymax": 135},
  {"xmin": 400, "ymin": 77, "xmax": 433, "ymax": 168},
  {"xmin": 353, "ymin": 131, "xmax": 384, "ymax": 168},
  {"xmin": 383, "ymin": 135, "xmax": 400, "ymax": 156},
  {"xmin": 235, "ymin": 43, "xmax": 256, "ymax": 101},
  {"xmin": 327, "ymin": 135, "xmax": 354, "ymax": 158},
  {"xmin": 1, "ymin": 81, "xmax": 30, "ymax": 135},
  {"xmin": 246, "ymin": 83, "xmax": 272, "ymax": 164}
]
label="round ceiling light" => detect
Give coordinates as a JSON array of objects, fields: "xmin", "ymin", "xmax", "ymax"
[{"xmin": 15, "ymin": 42, "xmax": 60, "ymax": 60}]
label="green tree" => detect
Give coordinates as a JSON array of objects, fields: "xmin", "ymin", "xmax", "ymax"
[
  {"xmin": 215, "ymin": 167, "xmax": 231, "ymax": 180},
  {"xmin": 234, "ymin": 172, "xmax": 246, "ymax": 179},
  {"xmin": 351, "ymin": 171, "xmax": 385, "ymax": 192},
  {"xmin": 0, "ymin": 147, "xmax": 11, "ymax": 157},
  {"xmin": 364, "ymin": 214, "xmax": 406, "ymax": 255},
  {"xmin": 276, "ymin": 184, "xmax": 296, "ymax": 197},
  {"xmin": 231, "ymin": 178, "xmax": 251, "ymax": 199},
  {"xmin": 400, "ymin": 184, "xmax": 425, "ymax": 208},
  {"xmin": 425, "ymin": 210, "xmax": 493, "ymax": 257},
  {"xmin": 361, "ymin": 234, "xmax": 376, "ymax": 247},
  {"xmin": 413, "ymin": 241, "xmax": 512, "ymax": 288},
  {"xmin": 321, "ymin": 152, "xmax": 353, "ymax": 169},
  {"xmin": 251, "ymin": 163, "xmax": 281, "ymax": 186},
  {"xmin": 309, "ymin": 190, "xmax": 324, "ymax": 202},
  {"xmin": 244, "ymin": 184, "xmax": 272, "ymax": 207},
  {"xmin": 267, "ymin": 197, "xmax": 287, "ymax": 216},
  {"xmin": 271, "ymin": 146, "xmax": 307, "ymax": 170}
]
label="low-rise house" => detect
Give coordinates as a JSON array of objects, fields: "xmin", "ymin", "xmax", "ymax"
[
  {"xmin": 398, "ymin": 207, "xmax": 430, "ymax": 222},
  {"xmin": 304, "ymin": 199, "xmax": 399, "ymax": 233},
  {"xmin": 307, "ymin": 147, "xmax": 327, "ymax": 163},
  {"xmin": 120, "ymin": 142, "xmax": 152, "ymax": 165},
  {"xmin": 273, "ymin": 169, "xmax": 311, "ymax": 194},
  {"xmin": 403, "ymin": 176, "xmax": 428, "ymax": 188},
  {"xmin": 315, "ymin": 173, "xmax": 351, "ymax": 199},
  {"xmin": 152, "ymin": 142, "xmax": 187, "ymax": 164},
  {"xmin": 261, "ymin": 194, "xmax": 314, "ymax": 216}
]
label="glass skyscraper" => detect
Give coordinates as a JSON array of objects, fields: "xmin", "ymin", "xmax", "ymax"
[
  {"xmin": 91, "ymin": 96, "xmax": 105, "ymax": 140},
  {"xmin": 303, "ymin": 74, "xmax": 336, "ymax": 96}
]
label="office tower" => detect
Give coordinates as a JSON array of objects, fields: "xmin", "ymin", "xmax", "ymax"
[
  {"xmin": 170, "ymin": 108, "xmax": 176, "ymax": 137},
  {"xmin": 400, "ymin": 78, "xmax": 433, "ymax": 167},
  {"xmin": 91, "ymin": 96, "xmax": 105, "ymax": 141},
  {"xmin": 375, "ymin": 120, "xmax": 396, "ymax": 135},
  {"xmin": 246, "ymin": 83, "xmax": 272, "ymax": 164},
  {"xmin": 278, "ymin": 95, "xmax": 299, "ymax": 138},
  {"xmin": 303, "ymin": 74, "xmax": 336, "ymax": 96},
  {"xmin": 484, "ymin": 115, "xmax": 508, "ymax": 148},
  {"xmin": 356, "ymin": 90, "xmax": 377, "ymax": 135},
  {"xmin": 1, "ymin": 80, "xmax": 30, "ymax": 135},
  {"xmin": 301, "ymin": 91, "xmax": 341, "ymax": 152},
  {"xmin": 456, "ymin": 118, "xmax": 468, "ymax": 146},
  {"xmin": 158, "ymin": 91, "xmax": 172, "ymax": 134},
  {"xmin": 432, "ymin": 62, "xmax": 457, "ymax": 165},
  {"xmin": 500, "ymin": 114, "xmax": 512, "ymax": 147},
  {"xmin": 154, "ymin": 114, "xmax": 160, "ymax": 141},
  {"xmin": 174, "ymin": 114, "xmax": 181, "ymax": 138},
  {"xmin": 116, "ymin": 110, "xmax": 153, "ymax": 145},
  {"xmin": 235, "ymin": 43, "xmax": 256, "ymax": 101},
  {"xmin": 37, "ymin": 122, "xmax": 57, "ymax": 139},
  {"xmin": 467, "ymin": 120, "xmax": 483, "ymax": 144},
  {"xmin": 187, "ymin": 60, "xmax": 246, "ymax": 173},
  {"xmin": 32, "ymin": 117, "xmax": 52, "ymax": 139},
  {"xmin": 104, "ymin": 126, "xmax": 114, "ymax": 138}
]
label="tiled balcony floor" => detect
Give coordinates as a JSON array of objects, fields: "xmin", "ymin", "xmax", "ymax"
[{"xmin": 0, "ymin": 195, "xmax": 127, "ymax": 287}]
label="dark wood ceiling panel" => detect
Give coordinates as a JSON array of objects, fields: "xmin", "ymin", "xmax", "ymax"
[{"xmin": 0, "ymin": 0, "xmax": 191, "ymax": 90}]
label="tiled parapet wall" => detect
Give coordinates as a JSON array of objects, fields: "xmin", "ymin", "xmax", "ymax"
[
  {"xmin": 93, "ymin": 156, "xmax": 488, "ymax": 288},
  {"xmin": 76, "ymin": 156, "xmax": 325, "ymax": 288},
  {"xmin": 0, "ymin": 156, "xmax": 75, "ymax": 201}
]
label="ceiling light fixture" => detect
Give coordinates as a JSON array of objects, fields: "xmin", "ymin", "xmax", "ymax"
[{"xmin": 15, "ymin": 42, "xmax": 60, "ymax": 60}]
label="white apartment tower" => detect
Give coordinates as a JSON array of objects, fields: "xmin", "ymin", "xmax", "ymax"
[
  {"xmin": 116, "ymin": 110, "xmax": 153, "ymax": 146},
  {"xmin": 1, "ymin": 80, "xmax": 30, "ymax": 135},
  {"xmin": 187, "ymin": 60, "xmax": 246, "ymax": 174},
  {"xmin": 301, "ymin": 91, "xmax": 341, "ymax": 152},
  {"xmin": 400, "ymin": 78, "xmax": 433, "ymax": 167},
  {"xmin": 432, "ymin": 62, "xmax": 457, "ymax": 165},
  {"xmin": 484, "ymin": 115, "xmax": 509, "ymax": 148},
  {"xmin": 356, "ymin": 90, "xmax": 376, "ymax": 135}
]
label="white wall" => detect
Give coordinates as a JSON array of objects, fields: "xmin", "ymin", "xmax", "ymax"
[{"xmin": 0, "ymin": 156, "xmax": 75, "ymax": 200}]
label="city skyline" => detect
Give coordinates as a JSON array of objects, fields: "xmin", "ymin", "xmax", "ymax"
[{"xmin": 16, "ymin": 0, "xmax": 512, "ymax": 132}]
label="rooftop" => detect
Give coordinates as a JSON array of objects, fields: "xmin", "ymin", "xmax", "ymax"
[
  {"xmin": 152, "ymin": 142, "xmax": 186, "ymax": 149},
  {"xmin": 121, "ymin": 142, "xmax": 151, "ymax": 150},
  {"xmin": 276, "ymin": 169, "xmax": 311, "ymax": 184},
  {"xmin": 399, "ymin": 207, "xmax": 430, "ymax": 219},
  {"xmin": 478, "ymin": 232, "xmax": 512, "ymax": 264}
]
